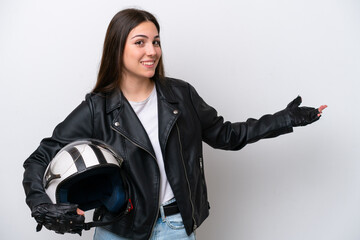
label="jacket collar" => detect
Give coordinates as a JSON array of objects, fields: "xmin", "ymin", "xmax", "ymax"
[
  {"xmin": 105, "ymin": 78, "xmax": 180, "ymax": 157},
  {"xmin": 106, "ymin": 88, "xmax": 123, "ymax": 114},
  {"xmin": 155, "ymin": 79, "xmax": 179, "ymax": 104},
  {"xmin": 155, "ymin": 79, "xmax": 181, "ymax": 154}
]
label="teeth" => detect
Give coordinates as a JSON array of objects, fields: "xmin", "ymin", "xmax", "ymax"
[{"xmin": 142, "ymin": 61, "xmax": 154, "ymax": 66}]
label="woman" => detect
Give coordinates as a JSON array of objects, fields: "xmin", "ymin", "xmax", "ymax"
[{"xmin": 23, "ymin": 8, "xmax": 327, "ymax": 240}]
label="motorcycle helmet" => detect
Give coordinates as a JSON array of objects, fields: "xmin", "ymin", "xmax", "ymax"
[{"xmin": 43, "ymin": 139, "xmax": 132, "ymax": 216}]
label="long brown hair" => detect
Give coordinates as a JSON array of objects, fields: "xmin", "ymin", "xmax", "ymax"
[{"xmin": 93, "ymin": 8, "xmax": 165, "ymax": 93}]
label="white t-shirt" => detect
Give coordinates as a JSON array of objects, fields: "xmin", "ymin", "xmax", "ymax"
[{"xmin": 128, "ymin": 86, "xmax": 175, "ymax": 204}]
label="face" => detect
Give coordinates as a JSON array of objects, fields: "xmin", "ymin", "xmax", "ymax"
[{"xmin": 122, "ymin": 21, "xmax": 162, "ymax": 82}]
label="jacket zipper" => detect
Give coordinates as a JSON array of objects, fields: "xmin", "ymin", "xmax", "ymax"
[
  {"xmin": 110, "ymin": 125, "xmax": 160, "ymax": 239},
  {"xmin": 176, "ymin": 123, "xmax": 197, "ymax": 232},
  {"xmin": 199, "ymin": 157, "xmax": 203, "ymax": 174},
  {"xmin": 199, "ymin": 156, "xmax": 206, "ymax": 185}
]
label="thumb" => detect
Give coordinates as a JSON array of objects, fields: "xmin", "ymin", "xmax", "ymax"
[
  {"xmin": 287, "ymin": 96, "xmax": 302, "ymax": 109},
  {"xmin": 77, "ymin": 208, "xmax": 85, "ymax": 216}
]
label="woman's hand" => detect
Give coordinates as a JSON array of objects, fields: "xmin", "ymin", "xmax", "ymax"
[
  {"xmin": 282, "ymin": 96, "xmax": 327, "ymax": 127},
  {"xmin": 31, "ymin": 203, "xmax": 85, "ymax": 235}
]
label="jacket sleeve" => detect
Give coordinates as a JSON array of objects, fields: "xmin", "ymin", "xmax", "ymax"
[
  {"xmin": 188, "ymin": 84, "xmax": 293, "ymax": 150},
  {"xmin": 22, "ymin": 96, "xmax": 94, "ymax": 210}
]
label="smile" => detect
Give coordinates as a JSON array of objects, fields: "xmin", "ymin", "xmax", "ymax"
[{"xmin": 141, "ymin": 61, "xmax": 155, "ymax": 66}]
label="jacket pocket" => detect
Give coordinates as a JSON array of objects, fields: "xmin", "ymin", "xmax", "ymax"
[{"xmin": 165, "ymin": 213, "xmax": 185, "ymax": 230}]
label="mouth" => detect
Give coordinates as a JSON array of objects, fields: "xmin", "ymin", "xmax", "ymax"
[{"xmin": 141, "ymin": 60, "xmax": 156, "ymax": 67}]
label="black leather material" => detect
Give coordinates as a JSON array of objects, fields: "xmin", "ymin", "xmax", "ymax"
[
  {"xmin": 280, "ymin": 96, "xmax": 320, "ymax": 127},
  {"xmin": 23, "ymin": 78, "xmax": 293, "ymax": 239},
  {"xmin": 31, "ymin": 203, "xmax": 85, "ymax": 235}
]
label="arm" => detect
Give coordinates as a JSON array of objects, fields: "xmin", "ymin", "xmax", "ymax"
[
  {"xmin": 188, "ymin": 84, "xmax": 326, "ymax": 150},
  {"xmin": 23, "ymin": 97, "xmax": 94, "ymax": 210}
]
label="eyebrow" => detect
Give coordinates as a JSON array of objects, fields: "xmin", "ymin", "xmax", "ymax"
[{"xmin": 131, "ymin": 34, "xmax": 160, "ymax": 39}]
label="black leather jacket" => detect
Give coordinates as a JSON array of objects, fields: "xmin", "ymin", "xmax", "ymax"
[{"xmin": 23, "ymin": 78, "xmax": 293, "ymax": 239}]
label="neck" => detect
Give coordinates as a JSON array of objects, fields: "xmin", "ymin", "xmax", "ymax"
[{"xmin": 120, "ymin": 76, "xmax": 155, "ymax": 102}]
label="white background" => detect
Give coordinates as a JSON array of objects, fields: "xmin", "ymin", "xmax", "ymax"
[{"xmin": 1, "ymin": 0, "xmax": 359, "ymax": 239}]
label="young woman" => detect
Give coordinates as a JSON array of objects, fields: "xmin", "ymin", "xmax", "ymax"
[{"xmin": 23, "ymin": 8, "xmax": 327, "ymax": 240}]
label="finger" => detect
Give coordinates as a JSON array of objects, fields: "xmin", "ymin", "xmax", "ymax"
[
  {"xmin": 77, "ymin": 208, "xmax": 85, "ymax": 216},
  {"xmin": 287, "ymin": 95, "xmax": 302, "ymax": 108},
  {"xmin": 317, "ymin": 105, "xmax": 327, "ymax": 117},
  {"xmin": 57, "ymin": 203, "xmax": 78, "ymax": 213},
  {"xmin": 36, "ymin": 223, "xmax": 43, "ymax": 232},
  {"xmin": 318, "ymin": 105, "xmax": 328, "ymax": 113}
]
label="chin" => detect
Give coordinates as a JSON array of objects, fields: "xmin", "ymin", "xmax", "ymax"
[{"xmin": 143, "ymin": 72, "xmax": 156, "ymax": 79}]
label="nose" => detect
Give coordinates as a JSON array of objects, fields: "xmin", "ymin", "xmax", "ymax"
[{"xmin": 146, "ymin": 44, "xmax": 156, "ymax": 56}]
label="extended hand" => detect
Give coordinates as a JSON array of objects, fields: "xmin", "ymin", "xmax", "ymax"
[
  {"xmin": 284, "ymin": 96, "xmax": 327, "ymax": 127},
  {"xmin": 31, "ymin": 203, "xmax": 85, "ymax": 235}
]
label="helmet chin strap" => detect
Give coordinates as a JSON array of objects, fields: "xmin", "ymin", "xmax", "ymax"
[
  {"xmin": 83, "ymin": 173, "xmax": 134, "ymax": 231},
  {"xmin": 83, "ymin": 199, "xmax": 133, "ymax": 231}
]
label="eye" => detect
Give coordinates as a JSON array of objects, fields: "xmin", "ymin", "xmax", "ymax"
[
  {"xmin": 134, "ymin": 40, "xmax": 144, "ymax": 46},
  {"xmin": 153, "ymin": 40, "xmax": 161, "ymax": 47}
]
